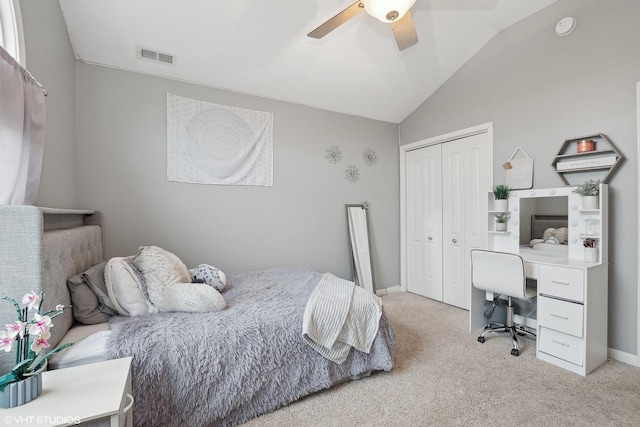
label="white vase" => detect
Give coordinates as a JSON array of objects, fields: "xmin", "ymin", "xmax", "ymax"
[
  {"xmin": 495, "ymin": 222, "xmax": 507, "ymax": 232},
  {"xmin": 582, "ymin": 195, "xmax": 598, "ymax": 210},
  {"xmin": 494, "ymin": 199, "xmax": 508, "ymax": 212}
]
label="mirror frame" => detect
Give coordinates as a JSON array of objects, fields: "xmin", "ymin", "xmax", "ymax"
[{"xmin": 346, "ymin": 203, "xmax": 375, "ymax": 293}]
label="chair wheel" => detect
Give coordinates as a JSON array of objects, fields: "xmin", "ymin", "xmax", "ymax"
[
  {"xmin": 511, "ymin": 349, "xmax": 520, "ymax": 356},
  {"xmin": 477, "ymin": 336, "xmax": 485, "ymax": 343}
]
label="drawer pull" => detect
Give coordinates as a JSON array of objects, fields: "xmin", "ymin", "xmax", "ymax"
[
  {"xmin": 550, "ymin": 313, "xmax": 569, "ymax": 320},
  {"xmin": 552, "ymin": 339, "xmax": 570, "ymax": 347},
  {"xmin": 551, "ymin": 280, "xmax": 571, "ymax": 286}
]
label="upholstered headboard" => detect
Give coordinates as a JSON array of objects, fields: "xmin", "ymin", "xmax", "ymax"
[
  {"xmin": 0, "ymin": 205, "xmax": 103, "ymax": 373},
  {"xmin": 531, "ymin": 214, "xmax": 568, "ymax": 240}
]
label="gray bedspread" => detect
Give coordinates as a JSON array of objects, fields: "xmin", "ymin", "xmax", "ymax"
[{"xmin": 107, "ymin": 266, "xmax": 395, "ymax": 426}]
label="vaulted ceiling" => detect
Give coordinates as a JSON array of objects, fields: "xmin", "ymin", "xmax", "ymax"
[{"xmin": 58, "ymin": 0, "xmax": 558, "ymax": 123}]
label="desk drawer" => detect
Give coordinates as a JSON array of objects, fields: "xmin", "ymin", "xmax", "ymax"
[
  {"xmin": 538, "ymin": 327, "xmax": 584, "ymax": 367},
  {"xmin": 538, "ymin": 296, "xmax": 583, "ymax": 338},
  {"xmin": 539, "ymin": 265, "xmax": 584, "ymax": 302}
]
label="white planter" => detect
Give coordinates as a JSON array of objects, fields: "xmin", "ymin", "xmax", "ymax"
[
  {"xmin": 495, "ymin": 222, "xmax": 507, "ymax": 232},
  {"xmin": 581, "ymin": 195, "xmax": 598, "ymax": 210},
  {"xmin": 494, "ymin": 199, "xmax": 508, "ymax": 212},
  {"xmin": 584, "ymin": 247, "xmax": 598, "ymax": 263}
]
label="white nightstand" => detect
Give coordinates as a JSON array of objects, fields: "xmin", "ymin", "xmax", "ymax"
[{"xmin": 1, "ymin": 357, "xmax": 133, "ymax": 427}]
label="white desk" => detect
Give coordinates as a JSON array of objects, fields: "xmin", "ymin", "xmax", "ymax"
[
  {"xmin": 1, "ymin": 357, "xmax": 133, "ymax": 427},
  {"xmin": 470, "ymin": 253, "xmax": 608, "ymax": 376}
]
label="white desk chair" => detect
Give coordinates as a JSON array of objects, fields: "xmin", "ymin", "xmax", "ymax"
[{"xmin": 470, "ymin": 249, "xmax": 536, "ymax": 356}]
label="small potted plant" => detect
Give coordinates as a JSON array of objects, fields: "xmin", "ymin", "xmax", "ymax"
[
  {"xmin": 0, "ymin": 291, "xmax": 73, "ymax": 408},
  {"xmin": 492, "ymin": 184, "xmax": 511, "ymax": 212},
  {"xmin": 494, "ymin": 213, "xmax": 510, "ymax": 232},
  {"xmin": 573, "ymin": 179, "xmax": 601, "ymax": 209}
]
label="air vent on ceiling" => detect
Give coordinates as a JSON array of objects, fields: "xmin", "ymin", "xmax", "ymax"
[{"xmin": 137, "ymin": 47, "xmax": 176, "ymax": 66}]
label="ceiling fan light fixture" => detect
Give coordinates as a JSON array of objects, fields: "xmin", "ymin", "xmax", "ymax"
[{"xmin": 363, "ymin": 0, "xmax": 416, "ymax": 23}]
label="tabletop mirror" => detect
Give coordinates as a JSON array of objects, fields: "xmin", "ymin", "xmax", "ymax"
[{"xmin": 346, "ymin": 203, "xmax": 374, "ymax": 293}]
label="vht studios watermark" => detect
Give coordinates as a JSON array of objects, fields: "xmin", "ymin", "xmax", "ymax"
[{"xmin": 4, "ymin": 415, "xmax": 82, "ymax": 425}]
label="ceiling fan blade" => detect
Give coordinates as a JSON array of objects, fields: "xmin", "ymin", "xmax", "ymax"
[
  {"xmin": 391, "ymin": 10, "xmax": 418, "ymax": 51},
  {"xmin": 308, "ymin": 1, "xmax": 365, "ymax": 39}
]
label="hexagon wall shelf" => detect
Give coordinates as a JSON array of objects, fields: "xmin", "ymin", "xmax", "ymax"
[{"xmin": 551, "ymin": 133, "xmax": 624, "ymax": 185}]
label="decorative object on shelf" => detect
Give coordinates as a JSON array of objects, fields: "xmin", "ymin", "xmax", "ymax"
[
  {"xmin": 325, "ymin": 145, "xmax": 343, "ymax": 164},
  {"xmin": 573, "ymin": 179, "xmax": 600, "ymax": 209},
  {"xmin": 494, "ymin": 213, "xmax": 510, "ymax": 231},
  {"xmin": 551, "ymin": 133, "xmax": 624, "ymax": 185},
  {"xmin": 362, "ymin": 148, "xmax": 378, "ymax": 166},
  {"xmin": 504, "ymin": 147, "xmax": 533, "ymax": 189},
  {"xmin": 584, "ymin": 217, "xmax": 600, "ymax": 236},
  {"xmin": 344, "ymin": 165, "xmax": 360, "ymax": 183},
  {"xmin": 0, "ymin": 292, "xmax": 73, "ymax": 408},
  {"xmin": 576, "ymin": 139, "xmax": 595, "ymax": 153},
  {"xmin": 492, "ymin": 184, "xmax": 511, "ymax": 212}
]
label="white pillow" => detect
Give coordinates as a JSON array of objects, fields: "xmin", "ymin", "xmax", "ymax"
[{"xmin": 105, "ymin": 256, "xmax": 157, "ymax": 316}]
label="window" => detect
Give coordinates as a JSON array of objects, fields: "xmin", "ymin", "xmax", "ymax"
[{"xmin": 0, "ymin": 0, "xmax": 25, "ymax": 64}]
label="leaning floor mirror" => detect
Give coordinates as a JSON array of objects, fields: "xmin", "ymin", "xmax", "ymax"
[{"xmin": 346, "ymin": 203, "xmax": 374, "ymax": 293}]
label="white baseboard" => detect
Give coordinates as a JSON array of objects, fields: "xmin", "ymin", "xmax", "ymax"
[
  {"xmin": 376, "ymin": 286, "xmax": 402, "ymax": 296},
  {"xmin": 608, "ymin": 347, "xmax": 640, "ymax": 367}
]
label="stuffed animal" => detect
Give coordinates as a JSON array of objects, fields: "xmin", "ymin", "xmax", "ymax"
[
  {"xmin": 543, "ymin": 227, "xmax": 569, "ymax": 245},
  {"xmin": 191, "ymin": 264, "xmax": 226, "ymax": 292},
  {"xmin": 132, "ymin": 246, "xmax": 226, "ymax": 313}
]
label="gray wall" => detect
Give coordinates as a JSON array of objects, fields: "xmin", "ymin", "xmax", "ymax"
[
  {"xmin": 17, "ymin": 1, "xmax": 400, "ymax": 291},
  {"xmin": 73, "ymin": 64, "xmax": 400, "ymax": 289},
  {"xmin": 20, "ymin": 0, "xmax": 77, "ymax": 208},
  {"xmin": 401, "ymin": 0, "xmax": 640, "ymax": 355}
]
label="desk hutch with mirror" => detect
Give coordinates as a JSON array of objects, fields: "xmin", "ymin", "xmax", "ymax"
[{"xmin": 470, "ymin": 184, "xmax": 609, "ymax": 375}]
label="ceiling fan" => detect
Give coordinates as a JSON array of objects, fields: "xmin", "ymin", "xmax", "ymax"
[{"xmin": 308, "ymin": 0, "xmax": 418, "ymax": 51}]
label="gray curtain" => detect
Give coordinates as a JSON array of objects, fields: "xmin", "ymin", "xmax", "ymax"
[{"xmin": 0, "ymin": 45, "xmax": 46, "ymax": 205}]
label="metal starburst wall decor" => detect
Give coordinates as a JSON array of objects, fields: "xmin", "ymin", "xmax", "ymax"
[
  {"xmin": 345, "ymin": 165, "xmax": 360, "ymax": 183},
  {"xmin": 362, "ymin": 148, "xmax": 378, "ymax": 166},
  {"xmin": 325, "ymin": 145, "xmax": 343, "ymax": 164}
]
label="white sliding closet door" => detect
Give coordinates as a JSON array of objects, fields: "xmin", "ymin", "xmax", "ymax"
[
  {"xmin": 406, "ymin": 145, "xmax": 442, "ymax": 300},
  {"xmin": 442, "ymin": 133, "xmax": 490, "ymax": 309}
]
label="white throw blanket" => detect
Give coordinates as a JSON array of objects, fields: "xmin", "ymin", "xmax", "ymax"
[{"xmin": 302, "ymin": 273, "xmax": 382, "ymax": 364}]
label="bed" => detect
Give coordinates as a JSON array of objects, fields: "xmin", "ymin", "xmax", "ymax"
[
  {"xmin": 0, "ymin": 206, "xmax": 395, "ymax": 426},
  {"xmin": 527, "ymin": 214, "xmax": 569, "ymax": 255}
]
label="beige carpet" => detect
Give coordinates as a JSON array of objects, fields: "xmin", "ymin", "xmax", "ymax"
[{"xmin": 244, "ymin": 291, "xmax": 640, "ymax": 427}]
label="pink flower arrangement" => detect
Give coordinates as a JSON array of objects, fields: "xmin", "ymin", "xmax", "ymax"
[{"xmin": 0, "ymin": 292, "xmax": 72, "ymax": 388}]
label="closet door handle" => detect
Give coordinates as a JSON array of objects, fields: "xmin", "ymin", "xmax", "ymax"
[
  {"xmin": 427, "ymin": 236, "xmax": 433, "ymax": 240},
  {"xmin": 452, "ymin": 239, "xmax": 457, "ymax": 244}
]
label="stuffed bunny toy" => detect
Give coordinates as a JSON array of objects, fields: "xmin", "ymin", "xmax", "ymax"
[{"xmin": 133, "ymin": 246, "xmax": 226, "ymax": 312}]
